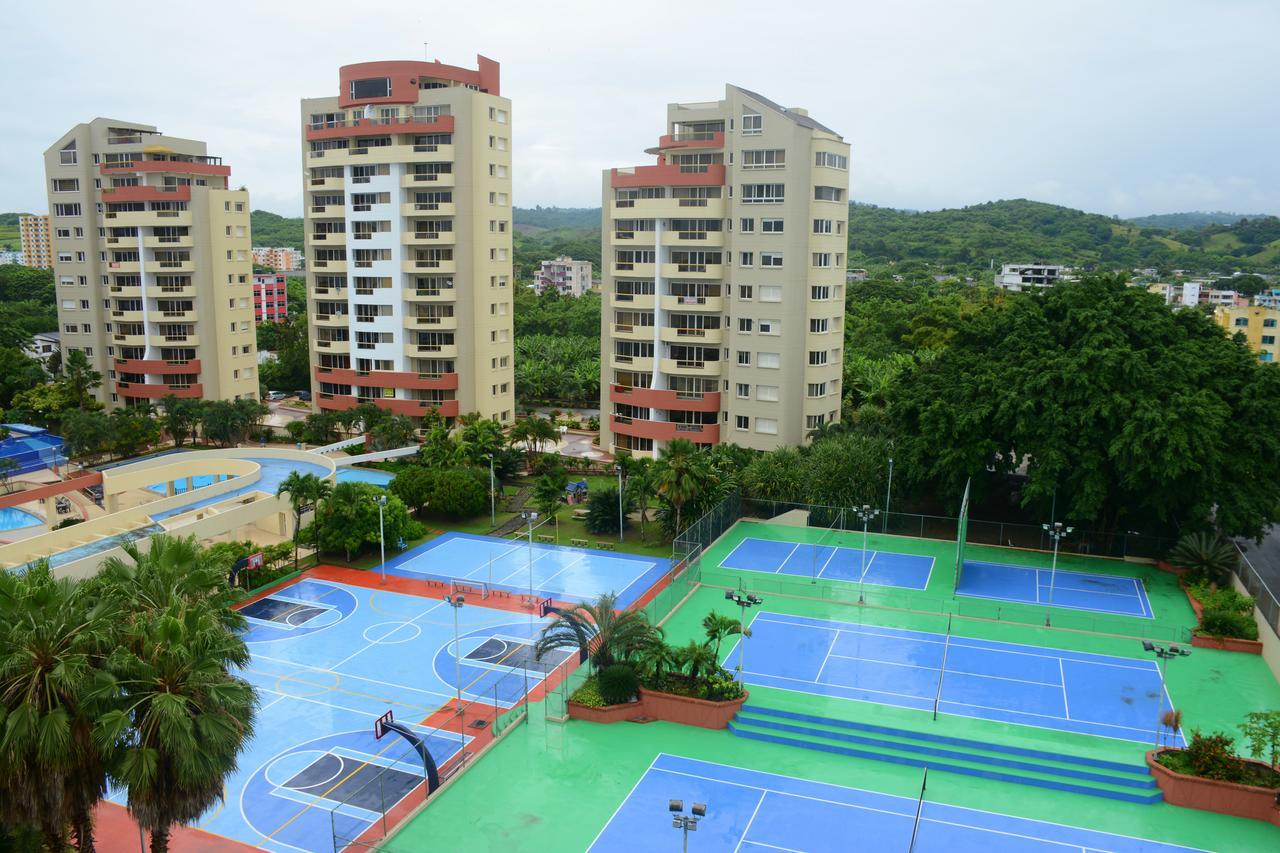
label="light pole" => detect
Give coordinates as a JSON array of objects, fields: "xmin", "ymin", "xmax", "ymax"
[
  {"xmin": 444, "ymin": 593, "xmax": 465, "ymax": 714},
  {"xmin": 1142, "ymin": 641, "xmax": 1190, "ymax": 749},
  {"xmin": 487, "ymin": 453, "xmax": 496, "ymax": 528},
  {"xmin": 724, "ymin": 590, "xmax": 762, "ymax": 676},
  {"xmin": 669, "ymin": 800, "xmax": 706, "ymax": 853},
  {"xmin": 615, "ymin": 463, "xmax": 625, "ymax": 543},
  {"xmin": 854, "ymin": 504, "xmax": 881, "ymax": 604},
  {"xmin": 371, "ymin": 493, "xmax": 388, "ymax": 585},
  {"xmin": 521, "ymin": 510, "xmax": 539, "ymax": 701},
  {"xmin": 883, "ymin": 455, "xmax": 894, "ymax": 533},
  {"xmin": 1041, "ymin": 521, "xmax": 1073, "ymax": 626}
]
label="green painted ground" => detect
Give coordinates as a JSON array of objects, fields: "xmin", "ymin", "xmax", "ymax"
[{"xmin": 385, "ymin": 521, "xmax": 1280, "ymax": 852}]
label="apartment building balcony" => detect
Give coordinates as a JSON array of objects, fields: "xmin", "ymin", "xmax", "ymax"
[
  {"xmin": 400, "ymin": 172, "xmax": 455, "ymax": 189},
  {"xmin": 662, "ymin": 230, "xmax": 725, "ymax": 248},
  {"xmin": 309, "ymin": 203, "xmax": 344, "ymax": 217},
  {"xmin": 610, "ymin": 163, "xmax": 725, "ymax": 189},
  {"xmin": 106, "ymin": 260, "xmax": 141, "ymax": 275},
  {"xmin": 410, "ymin": 314, "xmax": 458, "ymax": 330},
  {"xmin": 115, "ymin": 380, "xmax": 203, "ymax": 400},
  {"xmin": 611, "ymin": 262, "xmax": 655, "ymax": 278},
  {"xmin": 660, "ymin": 262, "xmax": 722, "ymax": 280},
  {"xmin": 609, "ymin": 291, "xmax": 655, "ymax": 310},
  {"xmin": 403, "ymin": 143, "xmax": 456, "ymax": 164},
  {"xmin": 404, "ymin": 230, "xmax": 457, "ymax": 247},
  {"xmin": 405, "ymin": 342, "xmax": 459, "ymax": 359},
  {"xmin": 611, "ymin": 323, "xmax": 653, "ymax": 341},
  {"xmin": 313, "ymin": 366, "xmax": 459, "ymax": 391},
  {"xmin": 402, "ymin": 259, "xmax": 457, "ymax": 275},
  {"xmin": 100, "ymin": 160, "xmax": 230, "ymax": 178},
  {"xmin": 101, "ymin": 185, "xmax": 194, "ymax": 204},
  {"xmin": 310, "ymin": 231, "xmax": 347, "ymax": 244},
  {"xmin": 114, "ymin": 358, "xmax": 201, "ymax": 375},
  {"xmin": 610, "ymin": 415, "xmax": 720, "ymax": 444},
  {"xmin": 310, "ymin": 259, "xmax": 348, "ymax": 273},
  {"xmin": 610, "ymin": 354, "xmax": 654, "ymax": 372},
  {"xmin": 660, "ymin": 326, "xmax": 722, "ymax": 345},
  {"xmin": 149, "ymin": 334, "xmax": 199, "ymax": 348},
  {"xmin": 660, "ymin": 357, "xmax": 721, "ymax": 377},
  {"xmin": 104, "ymin": 211, "xmax": 192, "ymax": 228},
  {"xmin": 304, "ymin": 114, "xmax": 456, "ymax": 141},
  {"xmin": 651, "ymin": 131, "xmax": 725, "ymax": 152},
  {"xmin": 153, "ymin": 258, "xmax": 195, "ymax": 274},
  {"xmin": 312, "ymin": 284, "xmax": 348, "ymax": 298},
  {"xmin": 142, "ymin": 234, "xmax": 193, "ymax": 249},
  {"xmin": 308, "ymin": 176, "xmax": 345, "ymax": 191},
  {"xmin": 156, "ymin": 309, "xmax": 197, "ymax": 323},
  {"xmin": 608, "ymin": 384, "xmax": 720, "ymax": 413},
  {"xmin": 318, "ymin": 392, "xmax": 460, "ymax": 418},
  {"xmin": 313, "ymin": 312, "xmax": 349, "ymax": 327},
  {"xmin": 314, "ymin": 338, "xmax": 351, "ymax": 353},
  {"xmin": 660, "ymin": 294, "xmax": 723, "ymax": 312},
  {"xmin": 108, "ymin": 283, "xmax": 142, "ymax": 296},
  {"xmin": 109, "ymin": 308, "xmax": 144, "ymax": 323},
  {"xmin": 610, "ymin": 196, "xmax": 724, "ymax": 219},
  {"xmin": 111, "ymin": 332, "xmax": 148, "ymax": 347},
  {"xmin": 404, "ymin": 287, "xmax": 456, "ymax": 302},
  {"xmin": 400, "ymin": 202, "xmax": 457, "ymax": 218}
]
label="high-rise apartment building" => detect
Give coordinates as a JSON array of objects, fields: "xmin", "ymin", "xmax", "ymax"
[
  {"xmin": 253, "ymin": 273, "xmax": 289, "ymax": 324},
  {"xmin": 19, "ymin": 214, "xmax": 53, "ymax": 268},
  {"xmin": 600, "ymin": 85, "xmax": 849, "ymax": 457},
  {"xmin": 301, "ymin": 56, "xmax": 515, "ymax": 425},
  {"xmin": 43, "ymin": 119, "xmax": 259, "ymax": 408},
  {"xmin": 536, "ymin": 256, "xmax": 593, "ymax": 297}
]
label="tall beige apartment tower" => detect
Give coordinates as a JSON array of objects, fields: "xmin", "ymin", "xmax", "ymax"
[
  {"xmin": 301, "ymin": 56, "xmax": 515, "ymax": 425},
  {"xmin": 19, "ymin": 214, "xmax": 53, "ymax": 269},
  {"xmin": 600, "ymin": 86, "xmax": 850, "ymax": 457},
  {"xmin": 42, "ymin": 119, "xmax": 259, "ymax": 408}
]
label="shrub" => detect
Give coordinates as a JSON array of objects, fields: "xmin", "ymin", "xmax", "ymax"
[
  {"xmin": 700, "ymin": 671, "xmax": 745, "ymax": 702},
  {"xmin": 53, "ymin": 517, "xmax": 84, "ymax": 530},
  {"xmin": 1183, "ymin": 730, "xmax": 1246, "ymax": 782},
  {"xmin": 1199, "ymin": 607, "xmax": 1258, "ymax": 640},
  {"xmin": 598, "ymin": 664, "xmax": 639, "ymax": 705},
  {"xmin": 584, "ymin": 485, "xmax": 632, "ymax": 535},
  {"xmin": 1188, "ymin": 582, "xmax": 1254, "ymax": 615},
  {"xmin": 1168, "ymin": 532, "xmax": 1237, "ymax": 586},
  {"xmin": 569, "ymin": 676, "xmax": 605, "ymax": 708}
]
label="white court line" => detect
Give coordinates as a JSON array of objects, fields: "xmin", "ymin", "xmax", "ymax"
[
  {"xmin": 1035, "ymin": 580, "xmax": 1146, "ymax": 600},
  {"xmin": 510, "ymin": 553, "xmax": 589, "ymax": 592},
  {"xmin": 733, "ymin": 791, "xmax": 769, "ymax": 853},
  {"xmin": 739, "ymin": 840, "xmax": 804, "ymax": 852},
  {"xmin": 720, "ymin": 538, "xmax": 765, "ymax": 570},
  {"xmin": 959, "ymin": 586, "xmax": 1153, "ymax": 619},
  {"xmin": 252, "ymin": 653, "xmax": 452, "ymax": 700},
  {"xmin": 1060, "ymin": 659, "xmax": 1071, "ymax": 720},
  {"xmin": 327, "ymin": 599, "xmax": 448, "ymax": 672},
  {"xmin": 826, "ymin": 652, "xmax": 1062, "ymax": 689},
  {"xmin": 775, "ymin": 542, "xmax": 804, "ymax": 574},
  {"xmin": 816, "ymin": 545, "xmax": 840, "ymax": 578},
  {"xmin": 588, "ymin": 755, "xmax": 660, "ymax": 851},
  {"xmin": 813, "ymin": 631, "xmax": 841, "ymax": 683}
]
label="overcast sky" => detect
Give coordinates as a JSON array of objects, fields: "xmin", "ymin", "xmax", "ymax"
[{"xmin": 3, "ymin": 0, "xmax": 1276, "ymax": 218}]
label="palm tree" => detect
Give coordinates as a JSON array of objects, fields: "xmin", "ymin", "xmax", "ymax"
[
  {"xmin": 533, "ymin": 471, "xmax": 567, "ymax": 520},
  {"xmin": 534, "ymin": 592, "xmax": 659, "ymax": 670},
  {"xmin": 621, "ymin": 456, "xmax": 656, "ymax": 538},
  {"xmin": 99, "ymin": 604, "xmax": 257, "ymax": 853},
  {"xmin": 370, "ymin": 415, "xmax": 417, "ymax": 452},
  {"xmin": 276, "ymin": 471, "xmax": 322, "ymax": 570},
  {"xmin": 672, "ymin": 640, "xmax": 719, "ymax": 682},
  {"xmin": 633, "ymin": 639, "xmax": 677, "ymax": 684},
  {"xmin": 96, "ymin": 536, "xmax": 242, "ymax": 631},
  {"xmin": 702, "ymin": 613, "xmax": 742, "ymax": 659},
  {"xmin": 1168, "ymin": 532, "xmax": 1239, "ymax": 587},
  {"xmin": 653, "ymin": 438, "xmax": 706, "ymax": 534},
  {"xmin": 0, "ymin": 561, "xmax": 119, "ymax": 852}
]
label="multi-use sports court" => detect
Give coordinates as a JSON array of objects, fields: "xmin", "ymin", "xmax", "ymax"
[
  {"xmin": 380, "ymin": 532, "xmax": 670, "ymax": 607},
  {"xmin": 591, "ymin": 755, "xmax": 1203, "ymax": 852},
  {"xmin": 727, "ymin": 612, "xmax": 1179, "ymax": 744},
  {"xmin": 721, "ymin": 536, "xmax": 934, "ymax": 589}
]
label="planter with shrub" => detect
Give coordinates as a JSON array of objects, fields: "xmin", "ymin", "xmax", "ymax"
[
  {"xmin": 1183, "ymin": 581, "xmax": 1262, "ymax": 654},
  {"xmin": 1148, "ymin": 718, "xmax": 1280, "ymax": 825}
]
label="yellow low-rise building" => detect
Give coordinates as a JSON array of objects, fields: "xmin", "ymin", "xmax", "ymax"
[{"xmin": 1215, "ymin": 305, "xmax": 1280, "ymax": 363}]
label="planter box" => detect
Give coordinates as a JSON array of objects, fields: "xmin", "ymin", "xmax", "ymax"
[
  {"xmin": 567, "ymin": 689, "xmax": 748, "ymax": 730},
  {"xmin": 1147, "ymin": 750, "xmax": 1280, "ymax": 827},
  {"xmin": 1181, "ymin": 582, "xmax": 1263, "ymax": 655}
]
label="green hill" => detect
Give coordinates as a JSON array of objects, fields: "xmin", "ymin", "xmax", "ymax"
[
  {"xmin": 1126, "ymin": 211, "xmax": 1271, "ymax": 229},
  {"xmin": 250, "ymin": 209, "xmax": 304, "ymax": 249},
  {"xmin": 513, "ymin": 206, "xmax": 599, "ymax": 231}
]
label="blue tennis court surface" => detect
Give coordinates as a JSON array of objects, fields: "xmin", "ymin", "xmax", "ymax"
[
  {"xmin": 730, "ymin": 612, "xmax": 1180, "ymax": 745},
  {"xmin": 108, "ymin": 577, "xmax": 568, "ymax": 852},
  {"xmin": 381, "ymin": 532, "xmax": 670, "ymax": 607},
  {"xmin": 721, "ymin": 536, "xmax": 933, "ymax": 590},
  {"xmin": 590, "ymin": 755, "xmax": 1202, "ymax": 852},
  {"xmin": 958, "ymin": 560, "xmax": 1153, "ymax": 618}
]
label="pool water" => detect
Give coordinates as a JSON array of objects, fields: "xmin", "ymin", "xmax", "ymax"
[
  {"xmin": 146, "ymin": 474, "xmax": 225, "ymax": 495},
  {"xmin": 0, "ymin": 507, "xmax": 42, "ymax": 531},
  {"xmin": 336, "ymin": 468, "xmax": 394, "ymax": 487}
]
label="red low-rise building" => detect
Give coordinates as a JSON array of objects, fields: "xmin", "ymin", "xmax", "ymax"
[{"xmin": 253, "ymin": 273, "xmax": 288, "ymax": 324}]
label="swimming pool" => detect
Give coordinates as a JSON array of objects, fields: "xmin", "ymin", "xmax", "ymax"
[
  {"xmin": 146, "ymin": 474, "xmax": 225, "ymax": 494},
  {"xmin": 335, "ymin": 467, "xmax": 394, "ymax": 487},
  {"xmin": 0, "ymin": 507, "xmax": 42, "ymax": 531}
]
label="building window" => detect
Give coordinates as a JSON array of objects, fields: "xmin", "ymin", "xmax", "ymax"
[
  {"xmin": 735, "ymin": 415, "xmax": 749, "ymax": 431},
  {"xmin": 810, "ymin": 318, "xmax": 829, "ymax": 333},
  {"xmin": 758, "ymin": 352, "xmax": 780, "ymax": 369},
  {"xmin": 761, "ymin": 252, "xmax": 783, "ymax": 267},
  {"xmin": 756, "ymin": 385, "xmax": 779, "ymax": 402},
  {"xmin": 807, "ymin": 382, "xmax": 827, "ymax": 398},
  {"xmin": 755, "ymin": 417, "xmax": 778, "ymax": 435},
  {"xmin": 814, "ymin": 219, "xmax": 833, "ymax": 234},
  {"xmin": 761, "ymin": 219, "xmax": 784, "ymax": 233},
  {"xmin": 814, "ymin": 151, "xmax": 848, "ymax": 169},
  {"xmin": 808, "ymin": 350, "xmax": 828, "ymax": 366},
  {"xmin": 738, "ymin": 318, "xmax": 753, "ymax": 333},
  {"xmin": 759, "ymin": 319, "xmax": 779, "ymax": 335},
  {"xmin": 739, "ymin": 252, "xmax": 754, "ymax": 267},
  {"xmin": 812, "ymin": 253, "xmax": 834, "ymax": 268},
  {"xmin": 737, "ymin": 351, "xmax": 751, "ymax": 366},
  {"xmin": 1264, "ymin": 318, "xmax": 1277, "ymax": 328},
  {"xmin": 1263, "ymin": 336, "xmax": 1276, "ymax": 345},
  {"xmin": 811, "ymin": 285, "xmax": 831, "ymax": 300},
  {"xmin": 739, "ymin": 218, "xmax": 754, "ymax": 233},
  {"xmin": 814, "ymin": 186, "xmax": 845, "ymax": 202},
  {"xmin": 52, "ymin": 178, "xmax": 79, "ymax": 192},
  {"xmin": 736, "ymin": 383, "xmax": 750, "ymax": 398},
  {"xmin": 1235, "ymin": 318, "xmax": 1249, "ymax": 327},
  {"xmin": 350, "ymin": 77, "xmax": 391, "ymax": 99},
  {"xmin": 738, "ymin": 285, "xmax": 753, "ymax": 300},
  {"xmin": 742, "ymin": 112, "xmax": 762, "ymax": 135},
  {"xmin": 806, "ymin": 414, "xmax": 825, "ymax": 429},
  {"xmin": 741, "ymin": 184, "xmax": 784, "ymax": 204},
  {"xmin": 760, "ymin": 286, "xmax": 782, "ymax": 303},
  {"xmin": 742, "ymin": 149, "xmax": 784, "ymax": 169}
]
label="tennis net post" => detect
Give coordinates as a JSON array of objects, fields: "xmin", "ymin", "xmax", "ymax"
[
  {"xmin": 933, "ymin": 613, "xmax": 952, "ymax": 721},
  {"xmin": 953, "ymin": 478, "xmax": 971, "ymax": 595},
  {"xmin": 908, "ymin": 767, "xmax": 928, "ymax": 852}
]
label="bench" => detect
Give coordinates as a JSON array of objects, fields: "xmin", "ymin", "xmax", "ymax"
[
  {"xmin": 595, "ymin": 541, "xmax": 616, "ymax": 551},
  {"xmin": 536, "ymin": 534, "xmax": 555, "ymax": 545},
  {"xmin": 570, "ymin": 538, "xmax": 589, "ymax": 548}
]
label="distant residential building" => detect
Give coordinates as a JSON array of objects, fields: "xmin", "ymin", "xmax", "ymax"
[
  {"xmin": 253, "ymin": 273, "xmax": 288, "ymax": 324},
  {"xmin": 24, "ymin": 331, "xmax": 59, "ymax": 365},
  {"xmin": 0, "ymin": 251, "xmax": 24, "ymax": 265},
  {"xmin": 846, "ymin": 268, "xmax": 868, "ymax": 282},
  {"xmin": 994, "ymin": 263, "xmax": 1065, "ymax": 291},
  {"xmin": 1215, "ymin": 305, "xmax": 1280, "ymax": 362},
  {"xmin": 19, "ymin": 215, "xmax": 53, "ymax": 268},
  {"xmin": 536, "ymin": 256, "xmax": 593, "ymax": 296},
  {"xmin": 252, "ymin": 246, "xmax": 303, "ymax": 271},
  {"xmin": 1255, "ymin": 288, "xmax": 1280, "ymax": 309},
  {"xmin": 1150, "ymin": 281, "xmax": 1246, "ymax": 308}
]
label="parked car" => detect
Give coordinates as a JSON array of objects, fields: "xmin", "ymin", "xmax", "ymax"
[
  {"xmin": 265, "ymin": 390, "xmax": 287, "ymax": 401},
  {"xmin": 294, "ymin": 390, "xmax": 312, "ymax": 402}
]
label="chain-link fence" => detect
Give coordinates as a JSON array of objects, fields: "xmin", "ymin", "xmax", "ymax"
[{"xmin": 1235, "ymin": 542, "xmax": 1280, "ymax": 642}]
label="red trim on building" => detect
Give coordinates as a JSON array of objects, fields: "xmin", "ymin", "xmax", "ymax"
[
  {"xmin": 314, "ymin": 366, "xmax": 459, "ymax": 391},
  {"xmin": 317, "ymin": 393, "xmax": 459, "ymax": 418},
  {"xmin": 609, "ymin": 163, "xmax": 725, "ymax": 188},
  {"xmin": 100, "ymin": 160, "xmax": 231, "ymax": 177},
  {"xmin": 609, "ymin": 384, "xmax": 720, "ymax": 413},
  {"xmin": 335, "ymin": 55, "xmax": 500, "ymax": 108},
  {"xmin": 304, "ymin": 114, "xmax": 455, "ymax": 141},
  {"xmin": 114, "ymin": 358, "xmax": 201, "ymax": 375},
  {"xmin": 610, "ymin": 415, "xmax": 719, "ymax": 444},
  {"xmin": 115, "ymin": 381, "xmax": 202, "ymax": 399},
  {"xmin": 100, "ymin": 185, "xmax": 192, "ymax": 203}
]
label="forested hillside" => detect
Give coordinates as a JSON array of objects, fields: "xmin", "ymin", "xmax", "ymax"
[
  {"xmin": 1126, "ymin": 211, "xmax": 1270, "ymax": 230},
  {"xmin": 250, "ymin": 210, "xmax": 304, "ymax": 248}
]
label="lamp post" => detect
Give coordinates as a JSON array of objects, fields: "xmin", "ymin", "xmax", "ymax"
[
  {"xmin": 1041, "ymin": 521, "xmax": 1073, "ymax": 626},
  {"xmin": 521, "ymin": 510, "xmax": 539, "ymax": 700},
  {"xmin": 724, "ymin": 590, "xmax": 762, "ymax": 676},
  {"xmin": 487, "ymin": 452, "xmax": 496, "ymax": 528},
  {"xmin": 444, "ymin": 593, "xmax": 465, "ymax": 714},
  {"xmin": 371, "ymin": 493, "xmax": 388, "ymax": 585},
  {"xmin": 883, "ymin": 455, "xmax": 894, "ymax": 533},
  {"xmin": 669, "ymin": 800, "xmax": 706, "ymax": 853},
  {"xmin": 615, "ymin": 463, "xmax": 625, "ymax": 543},
  {"xmin": 1142, "ymin": 640, "xmax": 1190, "ymax": 749},
  {"xmin": 854, "ymin": 504, "xmax": 881, "ymax": 604}
]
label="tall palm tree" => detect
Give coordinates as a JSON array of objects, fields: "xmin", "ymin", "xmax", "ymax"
[
  {"xmin": 702, "ymin": 613, "xmax": 742, "ymax": 659},
  {"xmin": 633, "ymin": 639, "xmax": 677, "ymax": 684},
  {"xmin": 653, "ymin": 438, "xmax": 705, "ymax": 534},
  {"xmin": 96, "ymin": 536, "xmax": 242, "ymax": 632},
  {"xmin": 277, "ymin": 472, "xmax": 320, "ymax": 570},
  {"xmin": 673, "ymin": 640, "xmax": 719, "ymax": 682},
  {"xmin": 99, "ymin": 604, "xmax": 257, "ymax": 853},
  {"xmin": 621, "ymin": 456, "xmax": 656, "ymax": 538},
  {"xmin": 534, "ymin": 592, "xmax": 659, "ymax": 670},
  {"xmin": 0, "ymin": 562, "xmax": 119, "ymax": 852}
]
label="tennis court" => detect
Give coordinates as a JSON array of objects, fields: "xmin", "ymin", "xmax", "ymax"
[
  {"xmin": 729, "ymin": 612, "xmax": 1180, "ymax": 744},
  {"xmin": 957, "ymin": 559, "xmax": 1154, "ymax": 618},
  {"xmin": 381, "ymin": 532, "xmax": 671, "ymax": 607},
  {"xmin": 720, "ymin": 536, "xmax": 934, "ymax": 590},
  {"xmin": 590, "ymin": 754, "xmax": 1202, "ymax": 852},
  {"xmin": 105, "ymin": 577, "xmax": 568, "ymax": 853}
]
